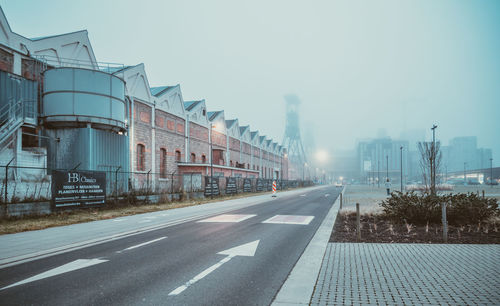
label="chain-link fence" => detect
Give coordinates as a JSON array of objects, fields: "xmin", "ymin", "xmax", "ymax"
[{"xmin": 0, "ymin": 164, "xmax": 313, "ymax": 205}]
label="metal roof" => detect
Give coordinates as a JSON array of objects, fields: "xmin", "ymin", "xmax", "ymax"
[{"xmin": 150, "ymin": 85, "xmax": 176, "ymax": 97}]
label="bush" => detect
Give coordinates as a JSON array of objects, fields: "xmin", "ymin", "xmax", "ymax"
[
  {"xmin": 380, "ymin": 192, "xmax": 498, "ymax": 225},
  {"xmin": 445, "ymin": 193, "xmax": 498, "ymax": 225}
]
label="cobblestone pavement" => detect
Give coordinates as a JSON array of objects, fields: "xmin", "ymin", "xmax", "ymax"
[{"xmin": 311, "ymin": 243, "xmax": 500, "ymax": 305}]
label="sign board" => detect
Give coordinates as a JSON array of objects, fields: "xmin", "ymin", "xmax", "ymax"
[
  {"xmin": 226, "ymin": 177, "xmax": 237, "ymax": 194},
  {"xmin": 256, "ymin": 179, "xmax": 264, "ymax": 192},
  {"xmin": 52, "ymin": 170, "xmax": 106, "ymax": 208},
  {"xmin": 204, "ymin": 177, "xmax": 220, "ymax": 196},
  {"xmin": 243, "ymin": 178, "xmax": 252, "ymax": 192}
]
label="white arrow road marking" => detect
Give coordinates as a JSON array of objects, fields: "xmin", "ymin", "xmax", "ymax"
[
  {"xmin": 1, "ymin": 258, "xmax": 108, "ymax": 290},
  {"xmin": 121, "ymin": 237, "xmax": 167, "ymax": 252},
  {"xmin": 168, "ymin": 240, "xmax": 260, "ymax": 296}
]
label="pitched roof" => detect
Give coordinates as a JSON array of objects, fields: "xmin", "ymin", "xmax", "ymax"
[
  {"xmin": 29, "ymin": 29, "xmax": 89, "ymax": 41},
  {"xmin": 208, "ymin": 111, "xmax": 222, "ymax": 121},
  {"xmin": 251, "ymin": 131, "xmax": 259, "ymax": 139},
  {"xmin": 225, "ymin": 119, "xmax": 237, "ymax": 128},
  {"xmin": 101, "ymin": 65, "xmax": 131, "ymax": 74},
  {"xmin": 239, "ymin": 125, "xmax": 249, "ymax": 134},
  {"xmin": 150, "ymin": 85, "xmax": 177, "ymax": 97},
  {"xmin": 184, "ymin": 100, "xmax": 203, "ymax": 111}
]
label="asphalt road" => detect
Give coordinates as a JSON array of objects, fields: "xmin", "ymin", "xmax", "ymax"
[{"xmin": 0, "ymin": 186, "xmax": 340, "ymax": 305}]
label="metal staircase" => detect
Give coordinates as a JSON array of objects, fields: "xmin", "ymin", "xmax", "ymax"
[{"xmin": 0, "ymin": 98, "xmax": 24, "ymax": 150}]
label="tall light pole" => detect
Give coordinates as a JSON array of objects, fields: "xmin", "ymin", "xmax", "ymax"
[
  {"xmin": 377, "ymin": 159, "xmax": 380, "ymax": 188},
  {"xmin": 464, "ymin": 162, "xmax": 467, "ymax": 186},
  {"xmin": 303, "ymin": 162, "xmax": 307, "ymax": 181},
  {"xmin": 431, "ymin": 124, "xmax": 437, "ymax": 195},
  {"xmin": 490, "ymin": 158, "xmax": 493, "ymax": 187},
  {"xmin": 400, "ymin": 146, "xmax": 403, "ymax": 192},
  {"xmin": 386, "ymin": 155, "xmax": 389, "ymax": 181},
  {"xmin": 209, "ymin": 123, "xmax": 215, "ymax": 198}
]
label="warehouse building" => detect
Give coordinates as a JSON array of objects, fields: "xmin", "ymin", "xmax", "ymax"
[{"xmin": 0, "ymin": 6, "xmax": 288, "ymax": 197}]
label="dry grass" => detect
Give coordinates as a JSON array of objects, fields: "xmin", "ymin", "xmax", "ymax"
[{"xmin": 0, "ymin": 191, "xmax": 272, "ymax": 235}]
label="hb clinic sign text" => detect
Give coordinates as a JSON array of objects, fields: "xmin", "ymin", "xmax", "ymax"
[{"xmin": 52, "ymin": 170, "xmax": 106, "ymax": 208}]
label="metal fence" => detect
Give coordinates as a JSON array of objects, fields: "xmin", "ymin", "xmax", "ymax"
[{"xmin": 0, "ymin": 164, "xmax": 313, "ymax": 204}]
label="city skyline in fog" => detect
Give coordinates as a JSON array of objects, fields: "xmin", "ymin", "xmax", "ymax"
[{"xmin": 2, "ymin": 0, "xmax": 499, "ymax": 167}]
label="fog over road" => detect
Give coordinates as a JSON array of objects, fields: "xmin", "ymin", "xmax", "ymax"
[{"xmin": 0, "ymin": 187, "xmax": 340, "ymax": 305}]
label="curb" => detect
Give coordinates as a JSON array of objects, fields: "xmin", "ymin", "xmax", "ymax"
[{"xmin": 272, "ymin": 187, "xmax": 345, "ymax": 305}]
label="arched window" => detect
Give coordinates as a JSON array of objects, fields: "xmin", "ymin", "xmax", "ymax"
[
  {"xmin": 201, "ymin": 155, "xmax": 206, "ymax": 163},
  {"xmin": 175, "ymin": 150, "xmax": 181, "ymax": 162},
  {"xmin": 160, "ymin": 148, "xmax": 167, "ymax": 178},
  {"xmin": 137, "ymin": 144, "xmax": 145, "ymax": 171},
  {"xmin": 191, "ymin": 153, "xmax": 196, "ymax": 163}
]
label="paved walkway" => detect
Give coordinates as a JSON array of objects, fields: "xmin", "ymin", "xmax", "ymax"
[{"xmin": 311, "ymin": 243, "xmax": 500, "ymax": 305}]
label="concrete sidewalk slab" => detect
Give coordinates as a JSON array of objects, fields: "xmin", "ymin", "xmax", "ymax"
[{"xmin": 312, "ymin": 243, "xmax": 500, "ymax": 305}]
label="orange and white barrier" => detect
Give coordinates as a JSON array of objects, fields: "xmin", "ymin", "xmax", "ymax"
[{"xmin": 272, "ymin": 180, "xmax": 277, "ymax": 197}]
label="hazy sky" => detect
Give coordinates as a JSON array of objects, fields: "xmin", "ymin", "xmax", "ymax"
[{"xmin": 2, "ymin": 0, "xmax": 499, "ymax": 165}]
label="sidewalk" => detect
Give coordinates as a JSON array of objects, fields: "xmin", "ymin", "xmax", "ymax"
[
  {"xmin": 312, "ymin": 243, "xmax": 499, "ymax": 305},
  {"xmin": 276, "ymin": 185, "xmax": 500, "ymax": 305}
]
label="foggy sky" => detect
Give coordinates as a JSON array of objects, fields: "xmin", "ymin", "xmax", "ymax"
[{"xmin": 2, "ymin": 0, "xmax": 499, "ymax": 165}]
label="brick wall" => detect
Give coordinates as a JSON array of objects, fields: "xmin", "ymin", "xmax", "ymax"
[
  {"xmin": 133, "ymin": 101, "xmax": 153, "ymax": 172},
  {"xmin": 189, "ymin": 122, "xmax": 209, "ymax": 163},
  {"xmin": 155, "ymin": 109, "xmax": 186, "ymax": 175},
  {"xmin": 0, "ymin": 48, "xmax": 13, "ymax": 73}
]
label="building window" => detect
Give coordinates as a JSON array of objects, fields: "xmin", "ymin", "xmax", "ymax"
[
  {"xmin": 191, "ymin": 153, "xmax": 196, "ymax": 163},
  {"xmin": 202, "ymin": 155, "xmax": 206, "ymax": 163},
  {"xmin": 137, "ymin": 144, "xmax": 145, "ymax": 171},
  {"xmin": 175, "ymin": 150, "xmax": 182, "ymax": 162},
  {"xmin": 160, "ymin": 148, "xmax": 167, "ymax": 178}
]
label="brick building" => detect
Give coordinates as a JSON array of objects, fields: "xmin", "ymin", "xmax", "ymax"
[{"xmin": 0, "ymin": 6, "xmax": 289, "ymax": 195}]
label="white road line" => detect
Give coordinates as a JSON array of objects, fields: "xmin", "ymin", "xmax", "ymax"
[
  {"xmin": 300, "ymin": 194, "xmax": 306, "ymax": 197},
  {"xmin": 122, "ymin": 237, "xmax": 167, "ymax": 251},
  {"xmin": 144, "ymin": 216, "xmax": 157, "ymax": 219},
  {"xmin": 138, "ymin": 220, "xmax": 152, "ymax": 223},
  {"xmin": 262, "ymin": 215, "xmax": 314, "ymax": 225},
  {"xmin": 325, "ymin": 194, "xmax": 330, "ymax": 197},
  {"xmin": 197, "ymin": 214, "xmax": 257, "ymax": 223},
  {"xmin": 113, "ymin": 219, "xmax": 127, "ymax": 222},
  {"xmin": 168, "ymin": 240, "xmax": 259, "ymax": 296},
  {"xmin": 1, "ymin": 259, "xmax": 108, "ymax": 290}
]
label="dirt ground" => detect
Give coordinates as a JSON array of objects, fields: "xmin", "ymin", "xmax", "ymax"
[{"xmin": 331, "ymin": 211, "xmax": 500, "ymax": 244}]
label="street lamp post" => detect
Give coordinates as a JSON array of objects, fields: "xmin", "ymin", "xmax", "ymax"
[
  {"xmin": 464, "ymin": 162, "xmax": 467, "ymax": 186},
  {"xmin": 386, "ymin": 155, "xmax": 389, "ymax": 180},
  {"xmin": 209, "ymin": 123, "xmax": 215, "ymax": 198},
  {"xmin": 400, "ymin": 146, "xmax": 403, "ymax": 192},
  {"xmin": 377, "ymin": 159, "xmax": 380, "ymax": 188},
  {"xmin": 490, "ymin": 158, "xmax": 493, "ymax": 187},
  {"xmin": 431, "ymin": 124, "xmax": 437, "ymax": 195}
]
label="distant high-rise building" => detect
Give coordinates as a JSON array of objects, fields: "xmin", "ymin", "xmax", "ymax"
[{"xmin": 356, "ymin": 137, "xmax": 409, "ymax": 183}]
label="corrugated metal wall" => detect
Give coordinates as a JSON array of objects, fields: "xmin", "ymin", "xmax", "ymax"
[
  {"xmin": 45, "ymin": 127, "xmax": 129, "ymax": 194},
  {"xmin": 0, "ymin": 70, "xmax": 38, "ymax": 121}
]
